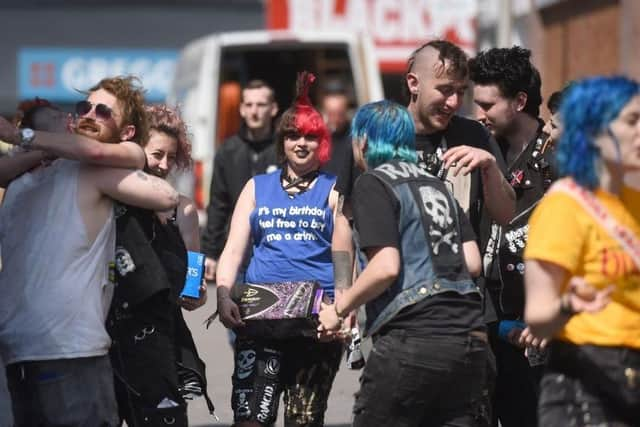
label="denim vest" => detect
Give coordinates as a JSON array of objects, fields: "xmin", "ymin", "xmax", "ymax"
[{"xmin": 359, "ymin": 160, "xmax": 481, "ymax": 336}]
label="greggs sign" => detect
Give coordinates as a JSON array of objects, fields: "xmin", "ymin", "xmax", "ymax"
[
  {"xmin": 18, "ymin": 48, "xmax": 177, "ymax": 102},
  {"xmin": 266, "ymin": 0, "xmax": 477, "ymax": 72}
]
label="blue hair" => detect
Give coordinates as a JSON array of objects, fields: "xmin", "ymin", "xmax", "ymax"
[
  {"xmin": 351, "ymin": 100, "xmax": 417, "ymax": 169},
  {"xmin": 558, "ymin": 76, "xmax": 639, "ymax": 189}
]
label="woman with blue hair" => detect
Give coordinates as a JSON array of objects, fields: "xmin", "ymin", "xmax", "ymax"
[
  {"xmin": 524, "ymin": 76, "xmax": 640, "ymax": 426},
  {"xmin": 319, "ymin": 100, "xmax": 487, "ymax": 426}
]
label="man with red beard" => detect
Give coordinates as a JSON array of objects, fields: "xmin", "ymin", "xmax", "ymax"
[{"xmin": 0, "ymin": 77, "xmax": 178, "ymax": 426}]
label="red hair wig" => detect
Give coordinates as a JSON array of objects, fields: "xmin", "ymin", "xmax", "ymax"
[{"xmin": 276, "ymin": 72, "xmax": 331, "ymax": 165}]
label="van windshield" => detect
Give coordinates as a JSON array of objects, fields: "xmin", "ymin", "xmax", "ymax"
[
  {"xmin": 170, "ymin": 45, "xmax": 204, "ymax": 131},
  {"xmin": 220, "ymin": 43, "xmax": 356, "ymax": 116}
]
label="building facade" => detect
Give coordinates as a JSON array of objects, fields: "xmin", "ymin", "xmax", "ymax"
[
  {"xmin": 0, "ymin": 0, "xmax": 264, "ymax": 115},
  {"xmin": 478, "ymin": 0, "xmax": 640, "ymax": 116}
]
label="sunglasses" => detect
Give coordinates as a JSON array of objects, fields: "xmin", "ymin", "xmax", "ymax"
[{"xmin": 75, "ymin": 100, "xmax": 114, "ymax": 121}]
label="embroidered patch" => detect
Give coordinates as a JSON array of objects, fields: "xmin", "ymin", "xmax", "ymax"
[{"xmin": 114, "ymin": 246, "xmax": 136, "ymax": 276}]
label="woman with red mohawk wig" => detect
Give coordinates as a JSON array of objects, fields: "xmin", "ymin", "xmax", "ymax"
[{"xmin": 216, "ymin": 72, "xmax": 348, "ymax": 427}]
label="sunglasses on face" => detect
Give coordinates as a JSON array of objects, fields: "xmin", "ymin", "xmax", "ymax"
[{"xmin": 75, "ymin": 100, "xmax": 114, "ymax": 121}]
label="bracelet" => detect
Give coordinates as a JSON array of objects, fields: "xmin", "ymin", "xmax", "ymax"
[
  {"xmin": 559, "ymin": 293, "xmax": 576, "ymax": 317},
  {"xmin": 216, "ymin": 287, "xmax": 232, "ymax": 301},
  {"xmin": 334, "ymin": 304, "xmax": 346, "ymax": 325}
]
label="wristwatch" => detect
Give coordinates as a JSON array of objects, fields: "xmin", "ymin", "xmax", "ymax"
[{"xmin": 19, "ymin": 127, "xmax": 36, "ymax": 150}]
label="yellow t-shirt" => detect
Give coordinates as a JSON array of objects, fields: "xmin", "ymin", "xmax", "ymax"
[{"xmin": 524, "ymin": 185, "xmax": 640, "ymax": 349}]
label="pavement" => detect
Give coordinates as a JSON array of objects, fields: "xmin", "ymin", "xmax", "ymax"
[
  {"xmin": 183, "ymin": 284, "xmax": 362, "ymax": 427},
  {"xmin": 0, "ymin": 283, "xmax": 361, "ymax": 427}
]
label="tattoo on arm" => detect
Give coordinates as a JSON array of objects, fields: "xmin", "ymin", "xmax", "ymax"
[
  {"xmin": 137, "ymin": 170, "xmax": 179, "ymax": 206},
  {"xmin": 333, "ymin": 250, "xmax": 353, "ymax": 289},
  {"xmin": 336, "ymin": 194, "xmax": 345, "ymax": 217},
  {"xmin": 153, "ymin": 176, "xmax": 178, "ymax": 204}
]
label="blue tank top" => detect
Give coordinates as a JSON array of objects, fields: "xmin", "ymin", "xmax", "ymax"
[{"xmin": 246, "ymin": 169, "xmax": 336, "ymax": 298}]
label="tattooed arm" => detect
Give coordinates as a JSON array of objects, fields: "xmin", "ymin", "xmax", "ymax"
[
  {"xmin": 330, "ymin": 191, "xmax": 355, "ymax": 289},
  {"xmin": 0, "ymin": 124, "xmax": 146, "ymax": 169},
  {"xmin": 332, "ymin": 193, "xmax": 355, "ymax": 290},
  {"xmin": 328, "ymin": 191, "xmax": 357, "ymax": 334},
  {"xmin": 88, "ymin": 167, "xmax": 179, "ymax": 211},
  {"xmin": 319, "ymin": 246, "xmax": 400, "ymax": 332}
]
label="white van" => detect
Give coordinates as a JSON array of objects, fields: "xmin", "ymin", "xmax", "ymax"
[{"xmin": 166, "ymin": 29, "xmax": 384, "ymax": 220}]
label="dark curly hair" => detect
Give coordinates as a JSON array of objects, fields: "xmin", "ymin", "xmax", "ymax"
[
  {"xmin": 469, "ymin": 46, "xmax": 542, "ymax": 118},
  {"xmin": 145, "ymin": 104, "xmax": 193, "ymax": 171},
  {"xmin": 14, "ymin": 97, "xmax": 58, "ymax": 129}
]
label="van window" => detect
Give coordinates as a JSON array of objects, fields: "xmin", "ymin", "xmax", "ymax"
[
  {"xmin": 219, "ymin": 43, "xmax": 356, "ymax": 120},
  {"xmin": 172, "ymin": 45, "xmax": 203, "ymax": 107},
  {"xmin": 168, "ymin": 33, "xmax": 383, "ymax": 216}
]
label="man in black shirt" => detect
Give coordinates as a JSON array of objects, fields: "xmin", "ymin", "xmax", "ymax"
[
  {"xmin": 321, "ymin": 87, "xmax": 360, "ymax": 200},
  {"xmin": 404, "ymin": 40, "xmax": 516, "ymax": 426},
  {"xmin": 201, "ymin": 80, "xmax": 279, "ymax": 282},
  {"xmin": 405, "ymin": 40, "xmax": 515, "ymax": 234},
  {"xmin": 469, "ymin": 46, "xmax": 556, "ymax": 427}
]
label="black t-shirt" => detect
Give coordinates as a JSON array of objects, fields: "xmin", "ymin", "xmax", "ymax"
[
  {"xmin": 414, "ymin": 115, "xmax": 506, "ymax": 238},
  {"xmin": 201, "ymin": 129, "xmax": 278, "ymax": 259},
  {"xmin": 414, "ymin": 115, "xmax": 506, "ymax": 324},
  {"xmin": 352, "ymin": 172, "xmax": 484, "ymax": 336},
  {"xmin": 330, "ymin": 127, "xmax": 361, "ymax": 200}
]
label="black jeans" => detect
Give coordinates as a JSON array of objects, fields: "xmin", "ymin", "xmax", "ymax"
[
  {"xmin": 353, "ymin": 329, "xmax": 488, "ymax": 427},
  {"xmin": 488, "ymin": 323, "xmax": 542, "ymax": 427},
  {"xmin": 539, "ymin": 341, "xmax": 640, "ymax": 427},
  {"xmin": 7, "ymin": 356, "xmax": 119, "ymax": 427}
]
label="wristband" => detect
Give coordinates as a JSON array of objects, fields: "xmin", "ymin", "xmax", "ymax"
[
  {"xmin": 216, "ymin": 286, "xmax": 232, "ymax": 301},
  {"xmin": 559, "ymin": 293, "xmax": 576, "ymax": 316},
  {"xmin": 334, "ymin": 304, "xmax": 346, "ymax": 325}
]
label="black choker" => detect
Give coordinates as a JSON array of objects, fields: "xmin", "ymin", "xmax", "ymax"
[{"xmin": 281, "ymin": 169, "xmax": 319, "ymax": 194}]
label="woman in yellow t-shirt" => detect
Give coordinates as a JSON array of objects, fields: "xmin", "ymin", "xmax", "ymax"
[{"xmin": 524, "ymin": 76, "xmax": 640, "ymax": 426}]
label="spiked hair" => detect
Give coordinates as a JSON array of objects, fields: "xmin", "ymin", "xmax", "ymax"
[{"xmin": 275, "ymin": 71, "xmax": 331, "ymax": 165}]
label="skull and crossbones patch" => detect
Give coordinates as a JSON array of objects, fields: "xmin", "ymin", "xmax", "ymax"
[{"xmin": 419, "ymin": 186, "xmax": 459, "ymax": 255}]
